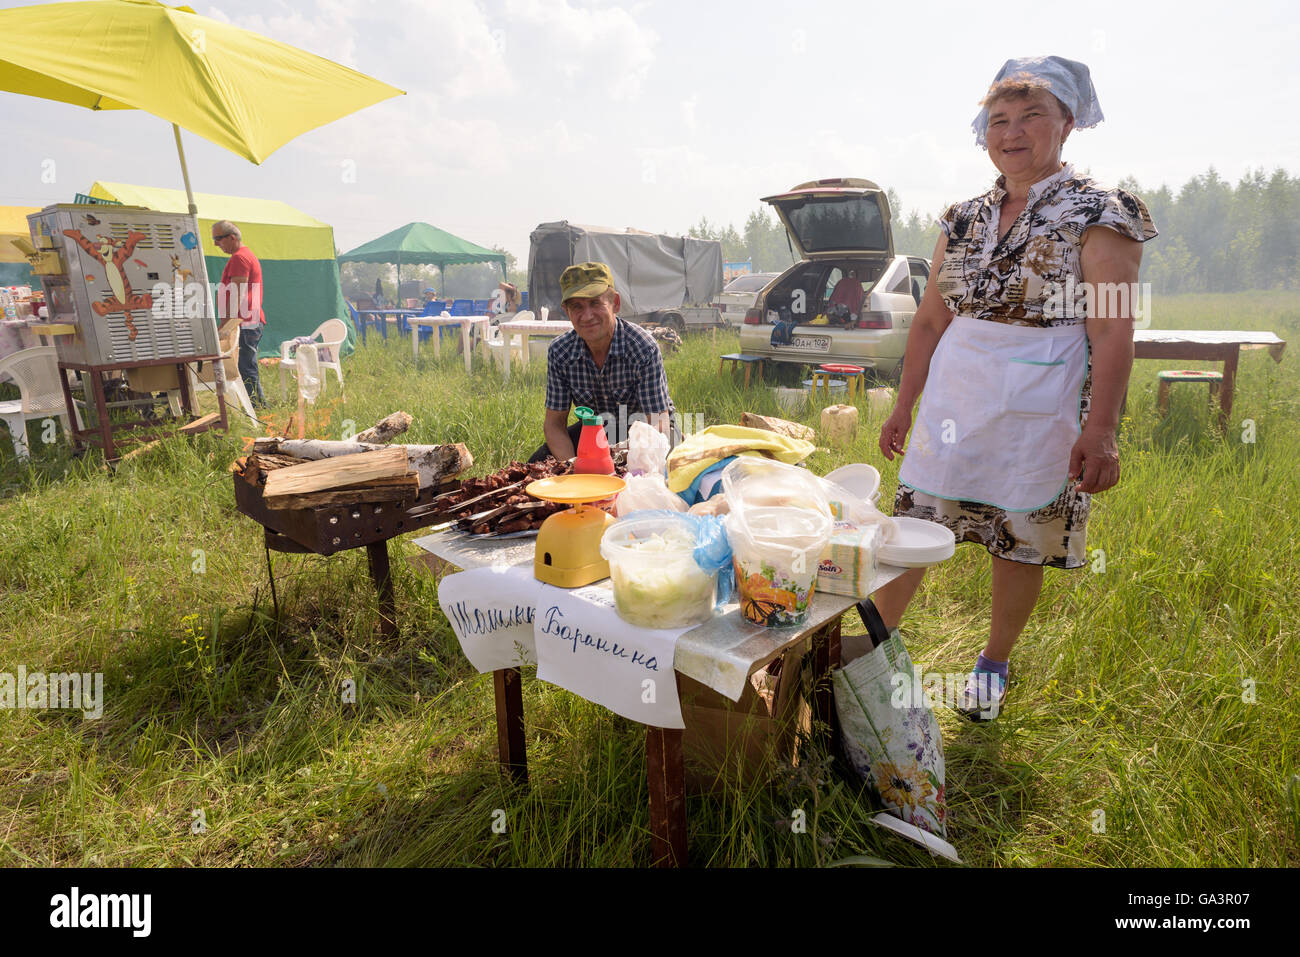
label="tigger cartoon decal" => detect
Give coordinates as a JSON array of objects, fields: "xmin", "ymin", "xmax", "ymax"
[{"xmin": 62, "ymin": 228, "xmax": 152, "ymax": 339}]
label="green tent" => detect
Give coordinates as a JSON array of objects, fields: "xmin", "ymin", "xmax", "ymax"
[
  {"xmin": 88, "ymin": 181, "xmax": 354, "ymax": 358},
  {"xmin": 338, "ymin": 222, "xmax": 506, "ymax": 294}
]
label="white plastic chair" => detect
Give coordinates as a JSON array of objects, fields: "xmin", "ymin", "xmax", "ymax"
[
  {"xmin": 166, "ymin": 322, "xmax": 257, "ymax": 426},
  {"xmin": 280, "ymin": 319, "xmax": 346, "ymax": 400},
  {"xmin": 477, "ymin": 323, "xmax": 523, "ymax": 370},
  {"xmin": 0, "ymin": 346, "xmax": 82, "ymax": 459}
]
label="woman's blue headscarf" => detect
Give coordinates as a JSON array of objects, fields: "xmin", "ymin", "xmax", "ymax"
[{"xmin": 972, "ymin": 55, "xmax": 1104, "ymax": 147}]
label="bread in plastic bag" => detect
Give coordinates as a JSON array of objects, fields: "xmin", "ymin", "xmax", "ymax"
[{"xmin": 720, "ymin": 456, "xmax": 832, "ymax": 516}]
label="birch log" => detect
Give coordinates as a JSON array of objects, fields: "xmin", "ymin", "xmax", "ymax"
[
  {"xmin": 355, "ymin": 411, "xmax": 413, "ymax": 444},
  {"xmin": 252, "ymin": 438, "xmax": 472, "ymax": 488}
]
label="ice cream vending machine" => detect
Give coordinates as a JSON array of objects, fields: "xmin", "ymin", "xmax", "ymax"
[{"xmin": 26, "ymin": 204, "xmax": 221, "ymax": 367}]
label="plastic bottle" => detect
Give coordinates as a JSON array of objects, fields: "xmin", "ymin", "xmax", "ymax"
[{"xmin": 572, "ymin": 406, "xmax": 614, "ymax": 475}]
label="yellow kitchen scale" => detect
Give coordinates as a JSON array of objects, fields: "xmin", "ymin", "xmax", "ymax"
[{"xmin": 526, "ymin": 473, "xmax": 627, "ymax": 587}]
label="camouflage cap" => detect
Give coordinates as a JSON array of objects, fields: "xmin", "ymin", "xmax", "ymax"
[{"xmin": 560, "ymin": 262, "xmax": 616, "ymax": 302}]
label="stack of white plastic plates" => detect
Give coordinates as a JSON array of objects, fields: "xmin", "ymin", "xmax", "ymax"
[{"xmin": 878, "ymin": 517, "xmax": 955, "ymax": 568}]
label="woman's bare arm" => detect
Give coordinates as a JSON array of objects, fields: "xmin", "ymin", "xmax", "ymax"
[
  {"xmin": 880, "ymin": 232, "xmax": 955, "ymax": 459},
  {"xmin": 1070, "ymin": 225, "xmax": 1143, "ymax": 493}
]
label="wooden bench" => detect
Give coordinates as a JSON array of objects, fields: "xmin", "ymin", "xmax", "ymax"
[
  {"xmin": 718, "ymin": 353, "xmax": 765, "ymax": 388},
  {"xmin": 1156, "ymin": 369, "xmax": 1223, "ymax": 417}
]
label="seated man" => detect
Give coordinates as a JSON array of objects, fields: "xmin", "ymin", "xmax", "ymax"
[
  {"xmin": 827, "ymin": 268, "xmax": 865, "ymax": 322},
  {"xmin": 420, "ymin": 287, "xmax": 444, "ymax": 316},
  {"xmin": 531, "ymin": 262, "xmax": 677, "ymax": 463}
]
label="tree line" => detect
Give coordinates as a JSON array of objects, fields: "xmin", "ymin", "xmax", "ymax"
[
  {"xmin": 687, "ymin": 168, "xmax": 1300, "ymax": 293},
  {"xmin": 1120, "ymin": 167, "xmax": 1298, "ymax": 293}
]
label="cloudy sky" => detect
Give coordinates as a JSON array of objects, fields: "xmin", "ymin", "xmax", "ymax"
[{"xmin": 1, "ymin": 0, "xmax": 1296, "ymax": 260}]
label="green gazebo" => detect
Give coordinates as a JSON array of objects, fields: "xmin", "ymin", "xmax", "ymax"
[{"xmin": 338, "ymin": 222, "xmax": 507, "ymax": 298}]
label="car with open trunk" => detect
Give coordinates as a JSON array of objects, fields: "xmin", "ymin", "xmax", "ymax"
[{"xmin": 737, "ymin": 178, "xmax": 930, "ymax": 380}]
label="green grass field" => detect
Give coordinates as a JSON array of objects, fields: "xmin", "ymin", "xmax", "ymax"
[{"xmin": 1, "ymin": 291, "xmax": 1297, "ymax": 867}]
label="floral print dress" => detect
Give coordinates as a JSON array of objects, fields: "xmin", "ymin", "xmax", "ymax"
[{"xmin": 894, "ymin": 162, "xmax": 1158, "ymax": 568}]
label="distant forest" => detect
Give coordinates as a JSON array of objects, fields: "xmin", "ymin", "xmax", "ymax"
[{"xmin": 689, "ymin": 167, "xmax": 1300, "ymax": 294}]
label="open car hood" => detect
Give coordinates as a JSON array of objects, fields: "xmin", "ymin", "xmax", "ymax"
[{"xmin": 761, "ymin": 178, "xmax": 894, "ymax": 260}]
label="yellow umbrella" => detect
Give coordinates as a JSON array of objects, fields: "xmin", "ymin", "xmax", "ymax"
[{"xmin": 0, "ymin": 0, "xmax": 404, "ymax": 211}]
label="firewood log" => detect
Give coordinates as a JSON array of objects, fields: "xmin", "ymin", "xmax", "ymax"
[
  {"xmin": 355, "ymin": 412, "xmax": 413, "ymax": 445},
  {"xmin": 256, "ymin": 439, "xmax": 473, "ymax": 488}
]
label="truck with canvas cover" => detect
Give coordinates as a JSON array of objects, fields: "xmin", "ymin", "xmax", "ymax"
[{"xmin": 527, "ymin": 222, "xmax": 723, "ymax": 334}]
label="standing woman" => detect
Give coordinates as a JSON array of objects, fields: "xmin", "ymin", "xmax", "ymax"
[{"xmin": 874, "ymin": 56, "xmax": 1158, "ymax": 719}]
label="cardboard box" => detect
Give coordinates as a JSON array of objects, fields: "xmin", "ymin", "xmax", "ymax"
[
  {"xmin": 125, "ymin": 365, "xmax": 181, "ymax": 393},
  {"xmin": 677, "ymin": 636, "xmax": 812, "ymax": 793}
]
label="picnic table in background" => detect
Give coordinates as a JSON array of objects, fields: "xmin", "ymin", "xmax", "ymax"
[
  {"xmin": 355, "ymin": 307, "xmax": 419, "ymax": 344},
  {"xmin": 495, "ymin": 317, "xmax": 573, "ymax": 380},
  {"xmin": 1132, "ymin": 329, "xmax": 1287, "ymax": 429},
  {"xmin": 416, "ymin": 529, "xmax": 912, "ymax": 867},
  {"xmin": 408, "ymin": 315, "xmax": 490, "ymax": 372}
]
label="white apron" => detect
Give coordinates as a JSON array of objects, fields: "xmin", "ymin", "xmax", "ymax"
[{"xmin": 898, "ymin": 316, "xmax": 1089, "ymax": 512}]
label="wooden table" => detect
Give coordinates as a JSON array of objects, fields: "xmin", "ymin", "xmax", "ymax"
[
  {"xmin": 408, "ymin": 315, "xmax": 490, "ymax": 371},
  {"xmin": 1132, "ymin": 330, "xmax": 1286, "ymax": 429},
  {"xmin": 356, "ymin": 308, "xmax": 419, "ymax": 345},
  {"xmin": 495, "ymin": 318, "xmax": 573, "ymax": 381},
  {"xmin": 57, "ymin": 354, "xmax": 229, "ymax": 461},
  {"xmin": 415, "ymin": 529, "xmax": 910, "ymax": 866}
]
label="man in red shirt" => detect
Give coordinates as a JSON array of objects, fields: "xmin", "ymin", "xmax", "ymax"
[
  {"xmin": 827, "ymin": 268, "xmax": 865, "ymax": 323},
  {"xmin": 213, "ymin": 219, "xmax": 266, "ymax": 406}
]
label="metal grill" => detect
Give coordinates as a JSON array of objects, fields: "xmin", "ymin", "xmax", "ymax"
[{"xmin": 233, "ymin": 475, "xmax": 451, "ymax": 555}]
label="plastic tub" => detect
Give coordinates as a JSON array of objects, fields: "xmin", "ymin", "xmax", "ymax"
[
  {"xmin": 773, "ymin": 386, "xmax": 807, "ymax": 413},
  {"xmin": 803, "ymin": 378, "xmax": 846, "ymax": 395},
  {"xmin": 600, "ymin": 514, "xmax": 717, "ymax": 629},
  {"xmin": 728, "ymin": 506, "xmax": 832, "ymax": 628}
]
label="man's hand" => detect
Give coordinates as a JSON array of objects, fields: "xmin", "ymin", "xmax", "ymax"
[{"xmin": 1069, "ymin": 425, "xmax": 1120, "ymax": 493}]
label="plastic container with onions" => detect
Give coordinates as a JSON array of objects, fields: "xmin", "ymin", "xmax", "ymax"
[{"xmin": 600, "ymin": 514, "xmax": 718, "ymax": 629}]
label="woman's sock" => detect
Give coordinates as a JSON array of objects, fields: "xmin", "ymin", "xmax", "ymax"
[{"xmin": 975, "ymin": 653, "xmax": 1008, "ymax": 680}]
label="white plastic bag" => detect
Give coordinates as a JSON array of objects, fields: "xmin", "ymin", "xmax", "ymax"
[
  {"xmin": 616, "ymin": 474, "xmax": 687, "ymax": 516},
  {"xmin": 820, "ymin": 477, "xmax": 898, "ymax": 543},
  {"xmin": 295, "ymin": 344, "xmax": 322, "ymax": 404},
  {"xmin": 626, "ymin": 420, "xmax": 670, "ymax": 476},
  {"xmin": 721, "ymin": 456, "xmax": 832, "ymax": 516}
]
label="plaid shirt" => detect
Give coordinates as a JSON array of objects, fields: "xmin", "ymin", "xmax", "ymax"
[{"xmin": 544, "ymin": 318, "xmax": 674, "ymax": 417}]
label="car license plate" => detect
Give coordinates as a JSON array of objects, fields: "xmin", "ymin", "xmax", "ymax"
[{"xmin": 787, "ymin": 335, "xmax": 830, "ymax": 352}]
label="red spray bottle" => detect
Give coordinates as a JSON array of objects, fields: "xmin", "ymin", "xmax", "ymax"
[{"xmin": 572, "ymin": 406, "xmax": 614, "ymax": 475}]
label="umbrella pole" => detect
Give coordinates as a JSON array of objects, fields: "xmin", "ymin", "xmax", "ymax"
[{"xmin": 172, "ymin": 124, "xmax": 199, "ymax": 216}]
